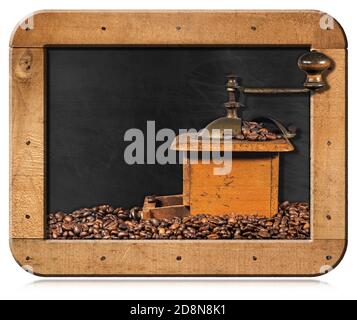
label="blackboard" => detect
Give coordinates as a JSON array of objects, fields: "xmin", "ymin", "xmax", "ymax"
[{"xmin": 46, "ymin": 47, "xmax": 310, "ymax": 213}]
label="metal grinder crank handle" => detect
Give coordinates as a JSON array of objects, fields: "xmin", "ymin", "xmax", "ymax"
[{"xmin": 239, "ymin": 50, "xmax": 332, "ymax": 94}]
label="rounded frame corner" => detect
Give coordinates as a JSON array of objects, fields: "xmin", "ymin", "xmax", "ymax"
[
  {"xmin": 9, "ymin": 238, "xmax": 46, "ymax": 278},
  {"xmin": 9, "ymin": 10, "xmax": 51, "ymax": 48},
  {"xmin": 312, "ymin": 10, "xmax": 348, "ymax": 49},
  {"xmin": 310, "ymin": 239, "xmax": 348, "ymax": 278}
]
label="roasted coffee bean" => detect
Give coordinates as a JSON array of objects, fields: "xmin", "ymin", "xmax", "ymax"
[
  {"xmin": 259, "ymin": 128, "xmax": 269, "ymax": 134},
  {"xmin": 129, "ymin": 206, "xmax": 142, "ymax": 220},
  {"xmin": 201, "ymin": 217, "xmax": 208, "ymax": 224},
  {"xmin": 104, "ymin": 221, "xmax": 118, "ymax": 231},
  {"xmin": 118, "ymin": 213, "xmax": 129, "ymax": 220},
  {"xmin": 62, "ymin": 223, "xmax": 74, "ymax": 231},
  {"xmin": 247, "ymin": 133, "xmax": 259, "ymax": 141},
  {"xmin": 118, "ymin": 223, "xmax": 128, "ymax": 230},
  {"xmin": 73, "ymin": 225, "xmax": 81, "ymax": 235},
  {"xmin": 151, "ymin": 218, "xmax": 160, "ymax": 227},
  {"xmin": 281, "ymin": 216, "xmax": 289, "ymax": 225},
  {"xmin": 258, "ymin": 229, "xmax": 271, "ymax": 238},
  {"xmin": 83, "ymin": 211, "xmax": 92, "ymax": 217},
  {"xmin": 266, "ymin": 133, "xmax": 277, "ymax": 140},
  {"xmin": 278, "ymin": 232, "xmax": 288, "ymax": 239},
  {"xmin": 170, "ymin": 223, "xmax": 180, "ymax": 230},
  {"xmin": 63, "ymin": 215, "xmax": 73, "ymax": 223},
  {"xmin": 233, "ymin": 232, "xmax": 241, "ymax": 239},
  {"xmin": 280, "ymin": 201, "xmax": 290, "ymax": 210},
  {"xmin": 208, "ymin": 234, "xmax": 219, "ymax": 240},
  {"xmin": 54, "ymin": 212, "xmax": 65, "ymax": 222}
]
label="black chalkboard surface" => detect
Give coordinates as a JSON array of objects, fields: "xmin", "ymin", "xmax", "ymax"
[{"xmin": 46, "ymin": 47, "xmax": 310, "ymax": 213}]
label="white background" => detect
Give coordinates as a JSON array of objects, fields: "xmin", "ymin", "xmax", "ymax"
[{"xmin": 0, "ymin": 0, "xmax": 354, "ymax": 300}]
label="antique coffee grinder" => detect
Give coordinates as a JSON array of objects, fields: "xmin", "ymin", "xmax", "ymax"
[{"xmin": 142, "ymin": 50, "xmax": 332, "ymax": 219}]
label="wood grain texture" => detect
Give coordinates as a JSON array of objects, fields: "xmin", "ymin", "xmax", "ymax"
[
  {"xmin": 143, "ymin": 206, "xmax": 190, "ymax": 220},
  {"xmin": 311, "ymin": 49, "xmax": 346, "ymax": 240},
  {"xmin": 11, "ymin": 176, "xmax": 44, "ymax": 239},
  {"xmin": 189, "ymin": 155, "xmax": 279, "ymax": 216},
  {"xmin": 10, "ymin": 48, "xmax": 44, "ymax": 239},
  {"xmin": 171, "ymin": 133, "xmax": 294, "ymax": 152},
  {"xmin": 270, "ymin": 155, "xmax": 280, "ymax": 217},
  {"xmin": 142, "ymin": 195, "xmax": 157, "ymax": 215},
  {"xmin": 142, "ymin": 195, "xmax": 189, "ymax": 219},
  {"xmin": 10, "ymin": 239, "xmax": 346, "ymax": 276},
  {"xmin": 182, "ymin": 163, "xmax": 190, "ymax": 207},
  {"xmin": 10, "ymin": 11, "xmax": 347, "ymax": 49}
]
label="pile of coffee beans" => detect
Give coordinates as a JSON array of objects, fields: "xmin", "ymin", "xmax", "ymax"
[
  {"xmin": 237, "ymin": 121, "xmax": 282, "ymax": 141},
  {"xmin": 48, "ymin": 201, "xmax": 310, "ymax": 240}
]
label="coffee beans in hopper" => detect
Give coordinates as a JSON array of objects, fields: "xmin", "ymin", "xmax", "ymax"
[
  {"xmin": 238, "ymin": 121, "xmax": 282, "ymax": 141},
  {"xmin": 48, "ymin": 202, "xmax": 310, "ymax": 240}
]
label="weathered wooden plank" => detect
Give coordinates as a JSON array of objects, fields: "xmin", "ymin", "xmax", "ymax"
[
  {"xmin": 10, "ymin": 11, "xmax": 347, "ymax": 49},
  {"xmin": 311, "ymin": 49, "xmax": 346, "ymax": 240},
  {"xmin": 10, "ymin": 48, "xmax": 44, "ymax": 239},
  {"xmin": 10, "ymin": 239, "xmax": 346, "ymax": 276}
]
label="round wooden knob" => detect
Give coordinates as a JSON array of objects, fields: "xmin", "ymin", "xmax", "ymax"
[{"xmin": 298, "ymin": 51, "xmax": 332, "ymax": 90}]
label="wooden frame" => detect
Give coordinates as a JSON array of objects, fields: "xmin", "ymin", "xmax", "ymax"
[{"xmin": 10, "ymin": 10, "xmax": 347, "ymax": 276}]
